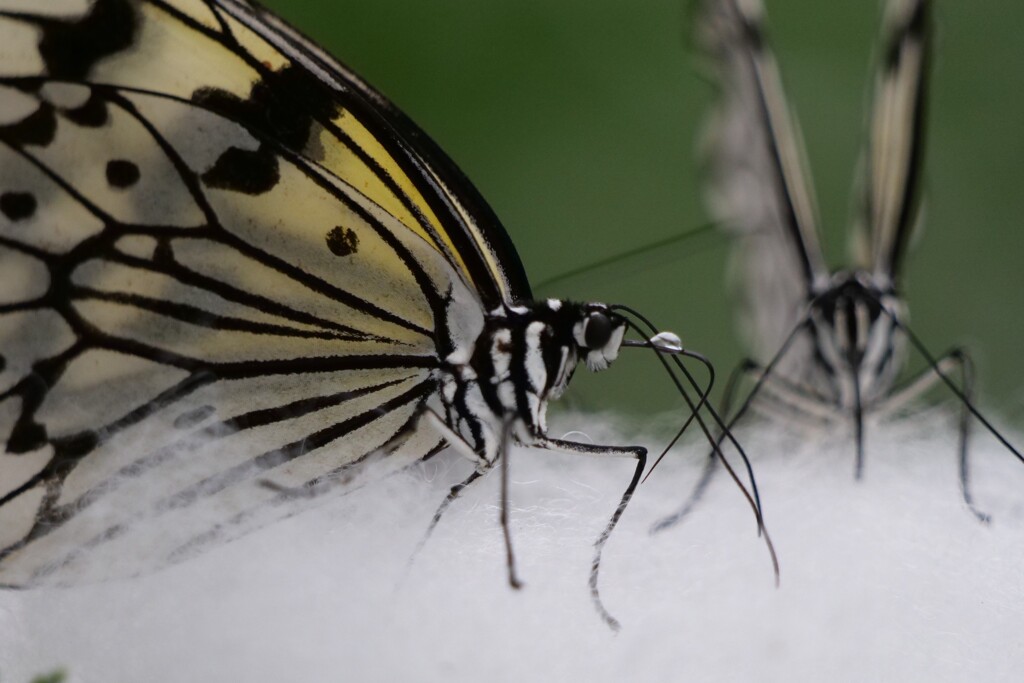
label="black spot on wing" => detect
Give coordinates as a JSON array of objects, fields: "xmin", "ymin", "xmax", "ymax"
[
  {"xmin": 191, "ymin": 64, "xmax": 340, "ymax": 195},
  {"xmin": 64, "ymin": 94, "xmax": 109, "ymax": 128},
  {"xmin": 105, "ymin": 159, "xmax": 140, "ymax": 188},
  {"xmin": 0, "ymin": 104, "xmax": 57, "ymax": 147},
  {"xmin": 326, "ymin": 226, "xmax": 359, "ymax": 256},
  {"xmin": 0, "ymin": 192, "xmax": 37, "ymax": 221},
  {"xmin": 6, "ymin": 418, "xmax": 47, "ymax": 455},
  {"xmin": 193, "ymin": 64, "xmax": 337, "ymax": 153},
  {"xmin": 36, "ymin": 0, "xmax": 138, "ymax": 81},
  {"xmin": 53, "ymin": 431, "xmax": 100, "ymax": 462},
  {"xmin": 0, "ymin": 354, "xmax": 5, "ymax": 373},
  {"xmin": 200, "ymin": 146, "xmax": 280, "ymax": 195},
  {"xmin": 5, "ymin": 366, "xmax": 57, "ymax": 455}
]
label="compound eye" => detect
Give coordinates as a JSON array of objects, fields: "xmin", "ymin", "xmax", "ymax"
[{"xmin": 584, "ymin": 312, "xmax": 613, "ymax": 349}]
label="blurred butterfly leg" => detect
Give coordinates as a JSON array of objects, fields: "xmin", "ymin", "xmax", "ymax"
[
  {"xmin": 852, "ymin": 367, "xmax": 866, "ymax": 480},
  {"xmin": 950, "ymin": 352, "xmax": 991, "ymax": 524},
  {"xmin": 649, "ymin": 358, "xmax": 753, "ymax": 534},
  {"xmin": 890, "ymin": 317, "xmax": 1024, "ymax": 465},
  {"xmin": 406, "ymin": 410, "xmax": 492, "ymax": 568},
  {"xmin": 951, "ymin": 349, "xmax": 987, "ymax": 523},
  {"xmin": 528, "ymin": 435, "xmax": 646, "ymax": 632},
  {"xmin": 753, "ymin": 374, "xmax": 838, "ymax": 423},
  {"xmin": 636, "ymin": 344, "xmax": 778, "ymax": 578},
  {"xmin": 653, "ymin": 351, "xmax": 823, "ymax": 534},
  {"xmin": 875, "ymin": 347, "xmax": 988, "ymax": 523}
]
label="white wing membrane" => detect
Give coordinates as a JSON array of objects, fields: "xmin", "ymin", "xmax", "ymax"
[
  {"xmin": 698, "ymin": 0, "xmax": 827, "ymax": 370},
  {"xmin": 1, "ymin": 370, "xmax": 434, "ymax": 585},
  {"xmin": 853, "ymin": 0, "xmax": 930, "ymax": 283}
]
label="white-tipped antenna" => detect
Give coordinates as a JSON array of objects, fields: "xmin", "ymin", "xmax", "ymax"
[
  {"xmin": 624, "ymin": 331, "xmax": 684, "ymax": 354},
  {"xmin": 649, "ymin": 331, "xmax": 684, "ymax": 353}
]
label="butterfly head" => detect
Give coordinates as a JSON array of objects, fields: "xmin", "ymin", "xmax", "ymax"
[
  {"xmin": 571, "ymin": 304, "xmax": 628, "ymax": 372},
  {"xmin": 567, "ymin": 302, "xmax": 688, "ymax": 370}
]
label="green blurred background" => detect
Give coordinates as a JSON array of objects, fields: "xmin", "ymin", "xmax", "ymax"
[{"xmin": 260, "ymin": 0, "xmax": 1024, "ymax": 419}]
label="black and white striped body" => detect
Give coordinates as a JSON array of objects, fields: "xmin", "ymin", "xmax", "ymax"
[
  {"xmin": 803, "ymin": 272, "xmax": 906, "ymax": 412},
  {"xmin": 439, "ymin": 300, "xmax": 625, "ymax": 467}
]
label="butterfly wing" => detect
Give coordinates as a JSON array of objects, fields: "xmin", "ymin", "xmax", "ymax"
[
  {"xmin": 0, "ymin": 0, "xmax": 519, "ymax": 585},
  {"xmin": 697, "ymin": 0, "xmax": 829, "ymax": 364},
  {"xmin": 851, "ymin": 0, "xmax": 931, "ymax": 287},
  {"xmin": 235, "ymin": 0, "xmax": 532, "ymax": 306}
]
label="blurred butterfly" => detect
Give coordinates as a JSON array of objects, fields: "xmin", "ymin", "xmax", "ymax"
[
  {"xmin": 0, "ymin": 0, "xmax": 774, "ymax": 630},
  {"xmin": 653, "ymin": 0, "xmax": 1023, "ymax": 531}
]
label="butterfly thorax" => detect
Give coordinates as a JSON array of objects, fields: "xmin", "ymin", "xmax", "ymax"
[
  {"xmin": 437, "ymin": 300, "xmax": 626, "ymax": 467},
  {"xmin": 806, "ymin": 271, "xmax": 906, "ymax": 408}
]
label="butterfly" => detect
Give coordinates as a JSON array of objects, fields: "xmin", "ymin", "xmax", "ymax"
[
  {"xmin": 0, "ymin": 0, "xmax": 775, "ymax": 630},
  {"xmin": 652, "ymin": 0, "xmax": 1023, "ymax": 531}
]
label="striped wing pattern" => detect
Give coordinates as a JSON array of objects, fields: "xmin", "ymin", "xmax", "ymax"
[
  {"xmin": 697, "ymin": 0, "xmax": 827, "ymax": 383},
  {"xmin": 653, "ymin": 0, "xmax": 1007, "ymax": 536},
  {"xmin": 854, "ymin": 0, "xmax": 930, "ymax": 286},
  {"xmin": 701, "ymin": 0, "xmax": 928, "ymax": 400},
  {"xmin": 0, "ymin": 0, "xmax": 504, "ymax": 585}
]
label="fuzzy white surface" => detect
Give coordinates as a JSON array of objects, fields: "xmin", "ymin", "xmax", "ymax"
[{"xmin": 2, "ymin": 412, "xmax": 1024, "ymax": 682}]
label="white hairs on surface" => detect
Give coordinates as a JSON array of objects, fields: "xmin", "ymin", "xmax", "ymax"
[{"xmin": 2, "ymin": 411, "xmax": 1023, "ymax": 682}]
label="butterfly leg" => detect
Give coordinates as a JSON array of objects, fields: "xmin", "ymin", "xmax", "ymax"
[
  {"xmin": 875, "ymin": 348, "xmax": 987, "ymax": 522},
  {"xmin": 409, "ymin": 409, "xmax": 528, "ymax": 589},
  {"xmin": 852, "ymin": 370, "xmax": 866, "ymax": 480},
  {"xmin": 525, "ymin": 434, "xmax": 646, "ymax": 631},
  {"xmin": 950, "ymin": 350, "xmax": 985, "ymax": 521},
  {"xmin": 752, "ymin": 371, "xmax": 840, "ymax": 423},
  {"xmin": 398, "ymin": 464, "xmax": 486, "ymax": 587},
  {"xmin": 497, "ymin": 416, "xmax": 522, "ymax": 588},
  {"xmin": 754, "ymin": 367, "xmax": 876, "ymax": 478},
  {"xmin": 652, "ymin": 355, "xmax": 831, "ymax": 533}
]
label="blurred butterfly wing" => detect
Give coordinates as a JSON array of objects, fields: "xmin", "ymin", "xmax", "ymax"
[
  {"xmin": 0, "ymin": 0, "xmax": 515, "ymax": 585},
  {"xmin": 852, "ymin": 0, "xmax": 931, "ymax": 285},
  {"xmin": 697, "ymin": 0, "xmax": 828, "ymax": 363}
]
